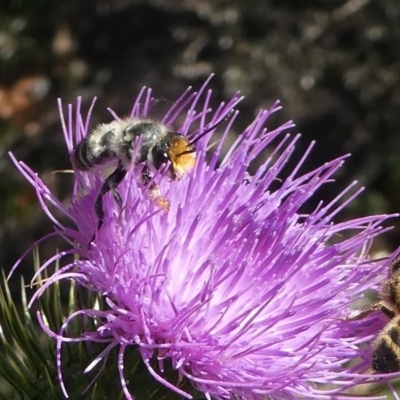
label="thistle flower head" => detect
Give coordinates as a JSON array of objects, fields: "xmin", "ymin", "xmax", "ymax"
[{"xmin": 10, "ymin": 76, "xmax": 400, "ymax": 399}]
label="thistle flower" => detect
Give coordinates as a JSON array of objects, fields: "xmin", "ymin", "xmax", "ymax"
[{"xmin": 9, "ymin": 76, "xmax": 400, "ymax": 399}]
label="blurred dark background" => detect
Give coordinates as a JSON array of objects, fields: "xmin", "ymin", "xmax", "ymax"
[{"xmin": 1, "ymin": 0, "xmax": 400, "ymax": 280}]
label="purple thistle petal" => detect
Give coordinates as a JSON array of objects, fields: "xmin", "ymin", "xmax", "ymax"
[{"xmin": 11, "ymin": 76, "xmax": 400, "ymax": 399}]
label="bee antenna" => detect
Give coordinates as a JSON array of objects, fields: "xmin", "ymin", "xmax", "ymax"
[
  {"xmin": 177, "ymin": 109, "xmax": 234, "ymax": 158},
  {"xmin": 189, "ymin": 109, "xmax": 234, "ymax": 146}
]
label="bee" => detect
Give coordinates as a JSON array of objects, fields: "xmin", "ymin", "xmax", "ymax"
[
  {"xmin": 73, "ymin": 114, "xmax": 231, "ymax": 231},
  {"xmin": 344, "ymin": 257, "xmax": 400, "ymax": 373}
]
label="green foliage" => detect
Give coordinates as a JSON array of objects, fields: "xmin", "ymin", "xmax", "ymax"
[
  {"xmin": 0, "ymin": 271, "xmax": 62, "ymax": 399},
  {"xmin": 0, "ymin": 252, "xmax": 203, "ymax": 400}
]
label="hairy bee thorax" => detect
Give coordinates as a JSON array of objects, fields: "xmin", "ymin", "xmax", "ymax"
[{"xmin": 381, "ymin": 258, "xmax": 400, "ymax": 317}]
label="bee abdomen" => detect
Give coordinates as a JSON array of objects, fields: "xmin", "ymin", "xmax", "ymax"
[
  {"xmin": 74, "ymin": 138, "xmax": 95, "ymax": 170},
  {"xmin": 74, "ymin": 136, "xmax": 115, "ymax": 170},
  {"xmin": 372, "ymin": 323, "xmax": 400, "ymax": 373}
]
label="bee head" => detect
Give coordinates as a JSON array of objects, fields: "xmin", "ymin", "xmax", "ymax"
[
  {"xmin": 152, "ymin": 110, "xmax": 233, "ymax": 180},
  {"xmin": 167, "ymin": 135, "xmax": 196, "ymax": 180},
  {"xmin": 151, "ymin": 132, "xmax": 195, "ymax": 180}
]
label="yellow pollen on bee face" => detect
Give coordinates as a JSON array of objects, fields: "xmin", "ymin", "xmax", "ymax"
[{"xmin": 168, "ymin": 137, "xmax": 196, "ymax": 179}]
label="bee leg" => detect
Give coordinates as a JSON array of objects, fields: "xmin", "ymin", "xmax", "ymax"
[
  {"xmin": 375, "ymin": 301, "xmax": 396, "ymax": 319},
  {"xmin": 390, "ymin": 257, "xmax": 400, "ymax": 274},
  {"xmin": 95, "ymin": 163, "xmax": 127, "ymax": 232},
  {"xmin": 141, "ymin": 165, "xmax": 170, "ymax": 211},
  {"xmin": 342, "ymin": 301, "xmax": 395, "ymax": 321}
]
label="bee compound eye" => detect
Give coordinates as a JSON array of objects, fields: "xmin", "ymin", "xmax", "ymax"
[{"xmin": 152, "ymin": 147, "xmax": 170, "ymax": 170}]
